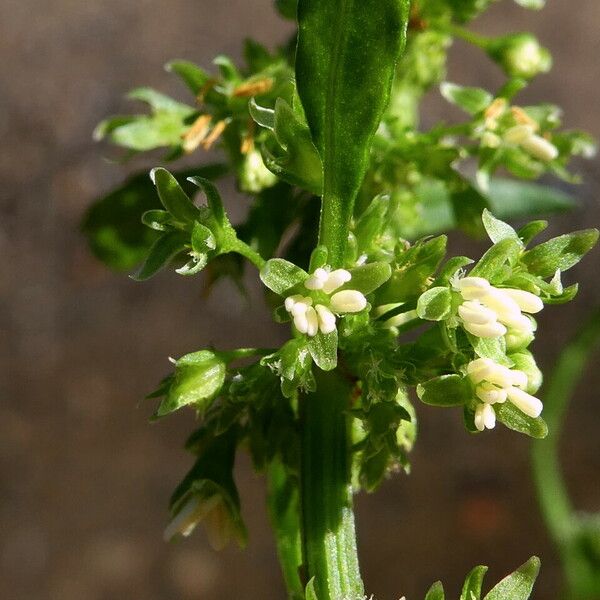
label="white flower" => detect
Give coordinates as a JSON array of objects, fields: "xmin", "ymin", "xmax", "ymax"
[
  {"xmin": 454, "ymin": 276, "xmax": 543, "ymax": 339},
  {"xmin": 284, "ymin": 268, "xmax": 367, "ymax": 337},
  {"xmin": 467, "ymin": 357, "xmax": 543, "ymax": 431}
]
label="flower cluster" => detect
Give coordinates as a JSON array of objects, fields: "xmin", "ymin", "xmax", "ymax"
[
  {"xmin": 284, "ymin": 268, "xmax": 367, "ymax": 337},
  {"xmin": 480, "ymin": 99, "xmax": 558, "ymax": 162},
  {"xmin": 455, "ymin": 276, "xmax": 543, "ymax": 340},
  {"xmin": 467, "ymin": 357, "xmax": 543, "ymax": 431}
]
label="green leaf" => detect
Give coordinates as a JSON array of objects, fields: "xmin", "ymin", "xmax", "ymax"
[
  {"xmin": 307, "ymin": 330, "xmax": 338, "ymax": 371},
  {"xmin": 425, "ymin": 581, "xmax": 445, "ymax": 600},
  {"xmin": 346, "ymin": 262, "xmax": 392, "ymax": 295},
  {"xmin": 261, "ymin": 259, "xmax": 308, "ymax": 295},
  {"xmin": 417, "ymin": 374, "xmax": 470, "ymax": 407},
  {"xmin": 296, "ymin": 0, "xmax": 410, "ymax": 265},
  {"xmin": 513, "ymin": 0, "xmax": 545, "ymax": 8},
  {"xmin": 249, "ymin": 98, "xmax": 275, "ymax": 130},
  {"xmin": 191, "ymin": 221, "xmax": 216, "ymax": 253},
  {"xmin": 132, "ymin": 230, "xmax": 188, "ymax": 280},
  {"xmin": 521, "ymin": 229, "xmax": 599, "ymax": 277},
  {"xmin": 517, "ymin": 220, "xmax": 548, "ymax": 246},
  {"xmin": 470, "ymin": 238, "xmax": 521, "ymax": 280},
  {"xmin": 166, "ymin": 60, "xmax": 211, "ymax": 95},
  {"xmin": 82, "ymin": 165, "xmax": 226, "ymax": 271},
  {"xmin": 416, "ymin": 287, "xmax": 452, "ymax": 321},
  {"xmin": 486, "ymin": 179, "xmax": 576, "ymax": 220},
  {"xmin": 470, "ymin": 335, "xmax": 508, "ymax": 364},
  {"xmin": 482, "ymin": 209, "xmax": 520, "ymax": 245},
  {"xmin": 156, "ymin": 350, "xmax": 226, "ymax": 417},
  {"xmin": 495, "ymin": 403, "xmax": 548, "ymax": 439},
  {"xmin": 187, "ymin": 176, "xmax": 227, "ymax": 226},
  {"xmin": 127, "ymin": 87, "xmax": 194, "ymax": 115},
  {"xmin": 460, "ymin": 565, "xmax": 488, "ymax": 600},
  {"xmin": 483, "ymin": 556, "xmax": 541, "ymax": 600},
  {"xmin": 305, "ymin": 577, "xmax": 319, "ymax": 600},
  {"xmin": 440, "ymin": 82, "xmax": 493, "ymax": 115},
  {"xmin": 151, "ymin": 168, "xmax": 201, "ymax": 223}
]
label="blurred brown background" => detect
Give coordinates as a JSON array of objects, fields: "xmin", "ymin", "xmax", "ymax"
[{"xmin": 1, "ymin": 1, "xmax": 599, "ymax": 599}]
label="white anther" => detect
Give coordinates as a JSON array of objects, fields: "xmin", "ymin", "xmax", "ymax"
[
  {"xmin": 509, "ymin": 369, "xmax": 528, "ymax": 389},
  {"xmin": 506, "ymin": 386, "xmax": 543, "ymax": 418},
  {"xmin": 474, "ymin": 403, "xmax": 496, "ymax": 431},
  {"xmin": 463, "ymin": 320, "xmax": 507, "ymax": 339},
  {"xmin": 290, "ymin": 297, "xmax": 313, "ymax": 317},
  {"xmin": 458, "ymin": 300, "xmax": 498, "ymax": 325},
  {"xmin": 456, "ymin": 277, "xmax": 492, "ymax": 300},
  {"xmin": 322, "ymin": 269, "xmax": 352, "ymax": 294},
  {"xmin": 479, "ymin": 288, "xmax": 522, "ymax": 321},
  {"xmin": 476, "ymin": 382, "xmax": 508, "ymax": 405},
  {"xmin": 501, "ymin": 289, "xmax": 544, "ymax": 314},
  {"xmin": 305, "ymin": 306, "xmax": 319, "ymax": 337},
  {"xmin": 304, "ymin": 267, "xmax": 329, "ymax": 290},
  {"xmin": 467, "ymin": 358, "xmax": 496, "ymax": 384},
  {"xmin": 293, "ymin": 311, "xmax": 309, "ymax": 334},
  {"xmin": 284, "ymin": 294, "xmax": 303, "ymax": 312},
  {"xmin": 330, "ymin": 289, "xmax": 367, "ymax": 313},
  {"xmin": 520, "ymin": 134, "xmax": 559, "ymax": 162},
  {"xmin": 315, "ymin": 304, "xmax": 336, "ymax": 334},
  {"xmin": 504, "ymin": 124, "xmax": 536, "ymax": 144}
]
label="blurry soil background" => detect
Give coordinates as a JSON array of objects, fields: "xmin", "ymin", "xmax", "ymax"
[{"xmin": 1, "ymin": 1, "xmax": 599, "ymax": 599}]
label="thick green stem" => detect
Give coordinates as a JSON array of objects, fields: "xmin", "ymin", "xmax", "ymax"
[
  {"xmin": 319, "ymin": 189, "xmax": 353, "ymax": 269},
  {"xmin": 301, "ymin": 370, "xmax": 363, "ymax": 600}
]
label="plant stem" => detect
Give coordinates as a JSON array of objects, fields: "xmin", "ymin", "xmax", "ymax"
[
  {"xmin": 531, "ymin": 307, "xmax": 600, "ymax": 596},
  {"xmin": 301, "ymin": 370, "xmax": 363, "ymax": 600},
  {"xmin": 439, "ymin": 22, "xmax": 490, "ymax": 49},
  {"xmin": 230, "ymin": 238, "xmax": 266, "ymax": 270},
  {"xmin": 319, "ymin": 189, "xmax": 353, "ymax": 269}
]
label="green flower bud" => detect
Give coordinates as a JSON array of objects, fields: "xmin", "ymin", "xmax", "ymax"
[
  {"xmin": 239, "ymin": 148, "xmax": 277, "ymax": 193},
  {"xmin": 509, "ymin": 351, "xmax": 543, "ymax": 394},
  {"xmin": 488, "ymin": 33, "xmax": 552, "ymax": 79},
  {"xmin": 505, "ymin": 327, "xmax": 535, "ymax": 352}
]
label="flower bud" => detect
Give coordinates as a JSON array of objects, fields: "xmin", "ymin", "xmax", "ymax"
[
  {"xmin": 510, "ymin": 352, "xmax": 543, "ymax": 394},
  {"xmin": 239, "ymin": 148, "xmax": 277, "ymax": 193},
  {"xmin": 315, "ymin": 304, "xmax": 336, "ymax": 334},
  {"xmin": 321, "ymin": 269, "xmax": 352, "ymax": 294},
  {"xmin": 488, "ymin": 33, "xmax": 552, "ymax": 79},
  {"xmin": 505, "ymin": 327, "xmax": 535, "ymax": 351}
]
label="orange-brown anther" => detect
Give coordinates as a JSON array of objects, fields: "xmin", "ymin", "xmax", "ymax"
[
  {"xmin": 200, "ymin": 119, "xmax": 227, "ymax": 150},
  {"xmin": 511, "ymin": 106, "xmax": 538, "ymax": 129},
  {"xmin": 232, "ymin": 78, "xmax": 274, "ymax": 98},
  {"xmin": 182, "ymin": 114, "xmax": 212, "ymax": 153}
]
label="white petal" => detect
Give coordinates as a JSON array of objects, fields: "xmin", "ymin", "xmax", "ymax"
[
  {"xmin": 463, "ymin": 319, "xmax": 507, "ymax": 338},
  {"xmin": 506, "ymin": 386, "xmax": 543, "ymax": 418},
  {"xmin": 498, "ymin": 312, "xmax": 534, "ymax": 334},
  {"xmin": 458, "ymin": 300, "xmax": 497, "ymax": 325},
  {"xmin": 501, "ymin": 289, "xmax": 544, "ymax": 314},
  {"xmin": 305, "ymin": 307, "xmax": 319, "ymax": 337},
  {"xmin": 330, "ymin": 289, "xmax": 367, "ymax": 313},
  {"xmin": 322, "ymin": 269, "xmax": 352, "ymax": 294},
  {"xmin": 476, "ymin": 383, "xmax": 507, "ymax": 404},
  {"xmin": 315, "ymin": 304, "xmax": 336, "ymax": 334},
  {"xmin": 291, "ymin": 297, "xmax": 312, "ymax": 317}
]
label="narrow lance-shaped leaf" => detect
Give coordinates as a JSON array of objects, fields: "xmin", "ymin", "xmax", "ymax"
[
  {"xmin": 483, "ymin": 556, "xmax": 541, "ymax": 600},
  {"xmin": 296, "ymin": 0, "xmax": 410, "ymax": 266}
]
